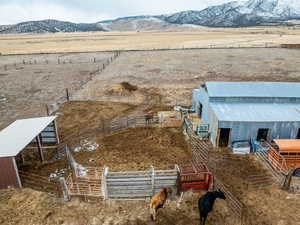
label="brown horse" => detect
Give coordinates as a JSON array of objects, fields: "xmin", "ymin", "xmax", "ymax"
[{"xmin": 150, "ymin": 187, "xmax": 172, "ymax": 221}]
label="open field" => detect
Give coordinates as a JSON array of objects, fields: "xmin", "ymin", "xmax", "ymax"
[
  {"xmin": 73, "ymin": 48, "xmax": 300, "ymax": 105},
  {"xmin": 0, "ymin": 27, "xmax": 300, "ymax": 54},
  {"xmin": 0, "ymin": 52, "xmax": 115, "ymax": 129},
  {"xmin": 1, "ymin": 48, "xmax": 300, "ymax": 129}
]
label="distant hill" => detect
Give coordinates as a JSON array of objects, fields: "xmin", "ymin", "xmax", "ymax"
[
  {"xmin": 1, "ymin": 0, "xmax": 300, "ymax": 34},
  {"xmin": 98, "ymin": 17, "xmax": 203, "ymax": 31},
  {"xmin": 0, "ymin": 19, "xmax": 105, "ymax": 34}
]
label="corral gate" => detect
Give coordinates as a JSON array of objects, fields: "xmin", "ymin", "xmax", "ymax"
[{"xmin": 102, "ymin": 166, "xmax": 179, "ymax": 200}]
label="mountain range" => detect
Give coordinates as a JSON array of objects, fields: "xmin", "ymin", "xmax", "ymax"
[{"xmin": 1, "ymin": 0, "xmax": 300, "ymax": 34}]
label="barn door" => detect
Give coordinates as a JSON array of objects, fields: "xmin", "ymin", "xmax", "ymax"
[
  {"xmin": 297, "ymin": 129, "xmax": 300, "ymax": 139},
  {"xmin": 257, "ymin": 128, "xmax": 269, "ymax": 141},
  {"xmin": 218, "ymin": 128, "xmax": 231, "ymax": 147}
]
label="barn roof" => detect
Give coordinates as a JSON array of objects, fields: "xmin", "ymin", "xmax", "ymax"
[
  {"xmin": 210, "ymin": 102, "xmax": 300, "ymax": 122},
  {"xmin": 205, "ymin": 82, "xmax": 300, "ymax": 98},
  {"xmin": 0, "ymin": 116, "xmax": 56, "ymax": 157}
]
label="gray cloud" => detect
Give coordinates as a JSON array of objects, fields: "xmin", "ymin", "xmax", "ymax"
[{"xmin": 0, "ymin": 0, "xmax": 237, "ymax": 25}]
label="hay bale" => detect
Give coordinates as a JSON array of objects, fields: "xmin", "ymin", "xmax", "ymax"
[{"xmin": 106, "ymin": 82, "xmax": 138, "ymax": 96}]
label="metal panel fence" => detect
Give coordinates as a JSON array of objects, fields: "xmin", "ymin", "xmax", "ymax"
[
  {"xmin": 255, "ymin": 150, "xmax": 286, "ymax": 185},
  {"xmin": 183, "ymin": 114, "xmax": 248, "ymax": 225},
  {"xmin": 65, "ymin": 146, "xmax": 179, "ymax": 200},
  {"xmin": 62, "ymin": 115, "xmax": 160, "ymax": 147},
  {"xmin": 103, "ymin": 166, "xmax": 179, "ymax": 200},
  {"xmin": 214, "ymin": 177, "xmax": 245, "ymax": 223}
]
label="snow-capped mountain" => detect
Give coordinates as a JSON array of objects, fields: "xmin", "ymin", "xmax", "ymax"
[
  {"xmin": 1, "ymin": 0, "xmax": 300, "ymax": 34},
  {"xmin": 161, "ymin": 0, "xmax": 300, "ymax": 26}
]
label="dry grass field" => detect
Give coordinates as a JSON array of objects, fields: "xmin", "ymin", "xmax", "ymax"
[
  {"xmin": 0, "ymin": 52, "xmax": 115, "ymax": 129},
  {"xmin": 73, "ymin": 48, "xmax": 300, "ymax": 105},
  {"xmin": 0, "ymin": 27, "xmax": 300, "ymax": 54},
  {"xmin": 1, "ymin": 47, "xmax": 300, "ymax": 129}
]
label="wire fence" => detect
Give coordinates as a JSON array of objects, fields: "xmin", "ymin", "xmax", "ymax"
[
  {"xmin": 42, "ymin": 51, "xmax": 121, "ymax": 116},
  {"xmin": 0, "ymin": 43, "xmax": 283, "ymax": 58},
  {"xmin": 0, "ymin": 51, "xmax": 121, "ymax": 72}
]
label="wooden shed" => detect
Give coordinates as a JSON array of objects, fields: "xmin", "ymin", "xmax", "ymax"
[{"xmin": 0, "ymin": 116, "xmax": 59, "ymax": 189}]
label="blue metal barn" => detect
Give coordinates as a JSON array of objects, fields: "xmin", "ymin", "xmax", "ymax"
[{"xmin": 192, "ymin": 82, "xmax": 300, "ymax": 147}]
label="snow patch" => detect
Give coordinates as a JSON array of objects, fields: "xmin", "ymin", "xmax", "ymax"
[
  {"xmin": 0, "ymin": 95, "xmax": 7, "ymax": 103},
  {"xmin": 73, "ymin": 139, "xmax": 100, "ymax": 152}
]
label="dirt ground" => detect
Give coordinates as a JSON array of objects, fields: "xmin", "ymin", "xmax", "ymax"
[
  {"xmin": 73, "ymin": 126, "xmax": 190, "ymax": 171},
  {"xmin": 209, "ymin": 152, "xmax": 300, "ymax": 225},
  {"xmin": 0, "ymin": 188, "xmax": 235, "ymax": 225},
  {"xmin": 1, "ymin": 185, "xmax": 299, "ymax": 225},
  {"xmin": 21, "ymin": 101, "xmax": 187, "ymax": 175},
  {"xmin": 56, "ymin": 101, "xmax": 136, "ymax": 140}
]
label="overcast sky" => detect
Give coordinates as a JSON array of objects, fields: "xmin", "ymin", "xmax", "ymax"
[{"xmin": 0, "ymin": 0, "xmax": 237, "ymax": 25}]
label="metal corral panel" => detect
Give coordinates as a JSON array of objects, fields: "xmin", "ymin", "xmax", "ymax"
[
  {"xmin": 210, "ymin": 102, "xmax": 300, "ymax": 122},
  {"xmin": 0, "ymin": 116, "xmax": 56, "ymax": 157},
  {"xmin": 205, "ymin": 82, "xmax": 300, "ymax": 98},
  {"xmin": 0, "ymin": 157, "xmax": 20, "ymax": 189}
]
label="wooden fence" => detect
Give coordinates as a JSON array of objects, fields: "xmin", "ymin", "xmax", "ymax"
[
  {"xmin": 103, "ymin": 166, "xmax": 178, "ymax": 200},
  {"xmin": 19, "ymin": 171, "xmax": 60, "ymax": 196}
]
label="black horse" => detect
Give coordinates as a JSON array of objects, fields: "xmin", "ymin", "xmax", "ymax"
[
  {"xmin": 145, "ymin": 114, "xmax": 154, "ymax": 124},
  {"xmin": 198, "ymin": 190, "xmax": 226, "ymax": 225}
]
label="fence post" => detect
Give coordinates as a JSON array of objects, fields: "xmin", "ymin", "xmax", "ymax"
[
  {"xmin": 66, "ymin": 88, "xmax": 70, "ymax": 101},
  {"xmin": 59, "ymin": 177, "xmax": 70, "ymax": 201},
  {"xmin": 151, "ymin": 165, "xmax": 155, "ymax": 195},
  {"xmin": 45, "ymin": 104, "xmax": 50, "ymax": 116},
  {"xmin": 102, "ymin": 167, "xmax": 109, "ymax": 200}
]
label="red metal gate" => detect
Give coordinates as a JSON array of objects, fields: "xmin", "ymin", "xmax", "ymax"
[{"xmin": 178, "ymin": 160, "xmax": 213, "ymax": 192}]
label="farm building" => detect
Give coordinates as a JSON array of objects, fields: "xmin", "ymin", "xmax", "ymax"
[
  {"xmin": 0, "ymin": 116, "xmax": 59, "ymax": 189},
  {"xmin": 192, "ymin": 82, "xmax": 300, "ymax": 147}
]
